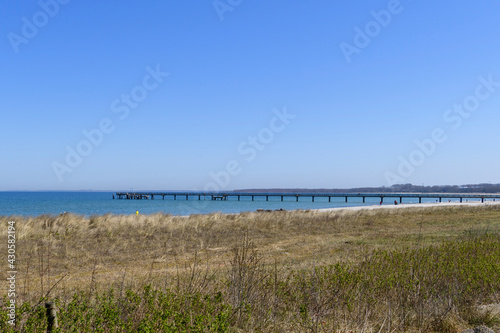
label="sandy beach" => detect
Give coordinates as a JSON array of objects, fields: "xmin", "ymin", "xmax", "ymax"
[{"xmin": 317, "ymin": 200, "xmax": 500, "ymax": 213}]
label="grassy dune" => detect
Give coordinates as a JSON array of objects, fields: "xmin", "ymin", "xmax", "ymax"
[{"xmin": 1, "ymin": 205, "xmax": 500, "ymax": 332}]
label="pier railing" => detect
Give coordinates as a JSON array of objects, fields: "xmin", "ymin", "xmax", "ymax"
[{"xmin": 113, "ymin": 191, "xmax": 500, "ymax": 203}]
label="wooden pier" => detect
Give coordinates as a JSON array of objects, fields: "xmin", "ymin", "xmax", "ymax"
[{"xmin": 113, "ymin": 191, "xmax": 500, "ymax": 203}]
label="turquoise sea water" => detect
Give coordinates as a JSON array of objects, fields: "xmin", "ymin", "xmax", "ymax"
[{"xmin": 0, "ymin": 192, "xmax": 467, "ymax": 217}]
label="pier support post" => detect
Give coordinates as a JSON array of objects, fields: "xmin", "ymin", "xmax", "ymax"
[
  {"xmin": 345, "ymin": 196, "xmax": 348, "ymax": 203},
  {"xmin": 281, "ymin": 196, "xmax": 284, "ymax": 202},
  {"xmin": 400, "ymin": 197, "xmax": 402, "ymax": 204},
  {"xmin": 328, "ymin": 197, "xmax": 331, "ymax": 202},
  {"xmin": 252, "ymin": 195, "xmax": 254, "ymax": 201},
  {"xmin": 363, "ymin": 197, "xmax": 365, "ymax": 203},
  {"xmin": 238, "ymin": 195, "xmax": 240, "ymax": 201},
  {"xmin": 266, "ymin": 196, "xmax": 269, "ymax": 202},
  {"xmin": 439, "ymin": 197, "xmax": 442, "ymax": 203},
  {"xmin": 296, "ymin": 196, "xmax": 299, "ymax": 202},
  {"xmin": 482, "ymin": 198, "xmax": 484, "ymax": 203},
  {"xmin": 419, "ymin": 197, "xmax": 422, "ymax": 203},
  {"xmin": 174, "ymin": 195, "xmax": 177, "ymax": 200},
  {"xmin": 312, "ymin": 196, "xmax": 315, "ymax": 202}
]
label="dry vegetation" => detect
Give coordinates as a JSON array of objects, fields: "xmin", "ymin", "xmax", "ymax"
[{"xmin": 1, "ymin": 204, "xmax": 500, "ymax": 332}]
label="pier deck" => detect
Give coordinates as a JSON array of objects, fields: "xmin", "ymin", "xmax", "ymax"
[{"xmin": 113, "ymin": 192, "xmax": 500, "ymax": 203}]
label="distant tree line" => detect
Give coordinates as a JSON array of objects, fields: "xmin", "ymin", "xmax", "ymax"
[{"xmin": 234, "ymin": 183, "xmax": 500, "ymax": 194}]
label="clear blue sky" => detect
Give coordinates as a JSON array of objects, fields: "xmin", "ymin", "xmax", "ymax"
[{"xmin": 1, "ymin": 0, "xmax": 500, "ymax": 191}]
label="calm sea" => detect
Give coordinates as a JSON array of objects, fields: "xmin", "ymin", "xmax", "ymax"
[{"xmin": 0, "ymin": 192, "xmax": 451, "ymax": 217}]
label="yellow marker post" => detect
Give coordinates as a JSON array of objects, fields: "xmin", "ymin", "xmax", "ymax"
[{"xmin": 136, "ymin": 210, "xmax": 139, "ymax": 216}]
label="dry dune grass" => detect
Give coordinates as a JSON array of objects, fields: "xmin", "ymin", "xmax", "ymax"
[
  {"xmin": 2, "ymin": 204, "xmax": 500, "ymax": 299},
  {"xmin": 1, "ymin": 204, "xmax": 500, "ymax": 331}
]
